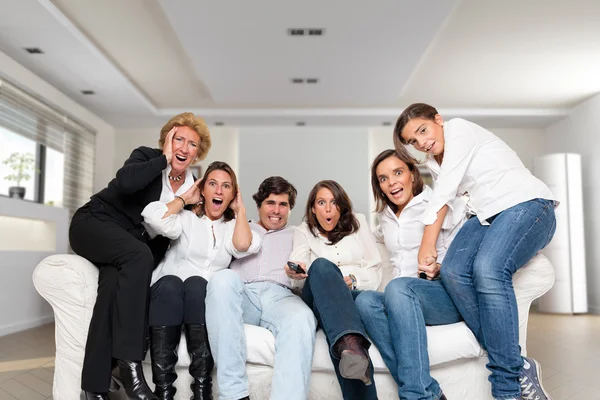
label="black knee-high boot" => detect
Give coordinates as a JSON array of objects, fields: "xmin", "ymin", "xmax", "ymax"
[
  {"xmin": 184, "ymin": 324, "xmax": 214, "ymax": 400},
  {"xmin": 150, "ymin": 325, "xmax": 181, "ymax": 400}
]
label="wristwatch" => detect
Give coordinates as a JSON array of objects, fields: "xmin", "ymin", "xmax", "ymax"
[{"xmin": 348, "ymin": 274, "xmax": 357, "ymax": 290}]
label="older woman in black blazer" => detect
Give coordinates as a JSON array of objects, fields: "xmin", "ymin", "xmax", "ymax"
[{"xmin": 69, "ymin": 113, "xmax": 211, "ymax": 400}]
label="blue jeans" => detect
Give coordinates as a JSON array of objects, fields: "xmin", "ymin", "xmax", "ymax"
[
  {"xmin": 356, "ymin": 279, "xmax": 461, "ymax": 400},
  {"xmin": 440, "ymin": 198, "xmax": 556, "ymax": 400},
  {"xmin": 205, "ymin": 270, "xmax": 317, "ymax": 400},
  {"xmin": 301, "ymin": 258, "xmax": 378, "ymax": 400}
]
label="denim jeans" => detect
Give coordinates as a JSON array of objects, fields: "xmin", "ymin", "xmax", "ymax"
[
  {"xmin": 205, "ymin": 269, "xmax": 317, "ymax": 400},
  {"xmin": 356, "ymin": 278, "xmax": 461, "ymax": 400},
  {"xmin": 440, "ymin": 198, "xmax": 556, "ymax": 400},
  {"xmin": 301, "ymin": 258, "xmax": 378, "ymax": 400}
]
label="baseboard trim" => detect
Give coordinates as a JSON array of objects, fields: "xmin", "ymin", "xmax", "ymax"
[
  {"xmin": 0, "ymin": 315, "xmax": 55, "ymax": 337},
  {"xmin": 588, "ymin": 305, "xmax": 600, "ymax": 315}
]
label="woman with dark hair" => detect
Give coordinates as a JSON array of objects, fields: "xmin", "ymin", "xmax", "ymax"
[
  {"xmin": 69, "ymin": 112, "xmax": 211, "ymax": 400},
  {"xmin": 141, "ymin": 161, "xmax": 260, "ymax": 400},
  {"xmin": 394, "ymin": 103, "xmax": 557, "ymax": 400},
  {"xmin": 288, "ymin": 180, "xmax": 381, "ymax": 400},
  {"xmin": 355, "ymin": 149, "xmax": 467, "ymax": 400}
]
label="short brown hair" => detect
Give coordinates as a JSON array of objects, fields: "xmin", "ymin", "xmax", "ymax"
[
  {"xmin": 252, "ymin": 176, "xmax": 298, "ymax": 209},
  {"xmin": 304, "ymin": 180, "xmax": 359, "ymax": 245},
  {"xmin": 393, "ymin": 103, "xmax": 439, "ymax": 148},
  {"xmin": 197, "ymin": 161, "xmax": 238, "ymax": 222},
  {"xmin": 370, "ymin": 149, "xmax": 424, "ymax": 214},
  {"xmin": 158, "ymin": 112, "xmax": 211, "ymax": 163}
]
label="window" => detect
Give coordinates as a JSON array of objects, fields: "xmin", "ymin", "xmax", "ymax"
[
  {"xmin": 0, "ymin": 126, "xmax": 37, "ymax": 201},
  {"xmin": 0, "ymin": 78, "xmax": 95, "ymax": 214}
]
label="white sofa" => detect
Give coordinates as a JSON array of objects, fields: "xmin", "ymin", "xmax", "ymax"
[{"xmin": 32, "ymin": 246, "xmax": 554, "ymax": 400}]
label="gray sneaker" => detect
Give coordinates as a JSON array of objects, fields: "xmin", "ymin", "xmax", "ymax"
[{"xmin": 520, "ymin": 357, "xmax": 552, "ymax": 400}]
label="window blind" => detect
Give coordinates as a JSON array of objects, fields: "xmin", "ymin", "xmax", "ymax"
[{"xmin": 0, "ymin": 78, "xmax": 96, "ymax": 214}]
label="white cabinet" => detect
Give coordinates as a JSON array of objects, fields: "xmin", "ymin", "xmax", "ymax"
[{"xmin": 533, "ymin": 153, "xmax": 587, "ymax": 314}]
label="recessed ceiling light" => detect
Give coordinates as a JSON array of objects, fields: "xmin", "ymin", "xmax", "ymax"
[
  {"xmin": 81, "ymin": 90, "xmax": 95, "ymax": 95},
  {"xmin": 306, "ymin": 78, "xmax": 318, "ymax": 84},
  {"xmin": 287, "ymin": 28, "xmax": 305, "ymax": 36},
  {"xmin": 382, "ymin": 122, "xmax": 392, "ymax": 126},
  {"xmin": 296, "ymin": 121, "xmax": 306, "ymax": 126},
  {"xmin": 308, "ymin": 29, "xmax": 324, "ymax": 36},
  {"xmin": 24, "ymin": 47, "xmax": 44, "ymax": 54},
  {"xmin": 215, "ymin": 121, "xmax": 225, "ymax": 126},
  {"xmin": 291, "ymin": 78, "xmax": 304, "ymax": 84}
]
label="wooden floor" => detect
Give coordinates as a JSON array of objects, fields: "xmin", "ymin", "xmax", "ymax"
[{"xmin": 0, "ymin": 312, "xmax": 599, "ymax": 399}]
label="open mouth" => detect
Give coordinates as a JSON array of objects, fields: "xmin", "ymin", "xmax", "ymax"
[
  {"xmin": 212, "ymin": 197, "xmax": 223, "ymax": 207},
  {"xmin": 391, "ymin": 188, "xmax": 403, "ymax": 197},
  {"xmin": 425, "ymin": 143, "xmax": 434, "ymax": 152},
  {"xmin": 325, "ymin": 217, "xmax": 333, "ymax": 224},
  {"xmin": 175, "ymin": 154, "xmax": 187, "ymax": 162},
  {"xmin": 268, "ymin": 216, "xmax": 281, "ymax": 222}
]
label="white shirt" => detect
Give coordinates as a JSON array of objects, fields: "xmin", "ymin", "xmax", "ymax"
[
  {"xmin": 375, "ymin": 186, "xmax": 467, "ymax": 278},
  {"xmin": 423, "ymin": 118, "xmax": 556, "ymax": 226},
  {"xmin": 289, "ymin": 213, "xmax": 382, "ymax": 290},
  {"xmin": 142, "ymin": 165, "xmax": 195, "ymax": 238},
  {"xmin": 141, "ymin": 202, "xmax": 261, "ymax": 285}
]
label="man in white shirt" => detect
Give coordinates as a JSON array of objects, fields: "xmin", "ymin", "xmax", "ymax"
[{"xmin": 205, "ymin": 176, "xmax": 317, "ymax": 400}]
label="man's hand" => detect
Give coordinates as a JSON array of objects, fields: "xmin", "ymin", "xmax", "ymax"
[{"xmin": 284, "ymin": 261, "xmax": 308, "ymax": 280}]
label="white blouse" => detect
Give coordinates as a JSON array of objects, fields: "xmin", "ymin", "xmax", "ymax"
[
  {"xmin": 422, "ymin": 118, "xmax": 556, "ymax": 226},
  {"xmin": 141, "ymin": 202, "xmax": 261, "ymax": 285},
  {"xmin": 142, "ymin": 165, "xmax": 195, "ymax": 238},
  {"xmin": 289, "ymin": 213, "xmax": 382, "ymax": 290},
  {"xmin": 375, "ymin": 186, "xmax": 467, "ymax": 278}
]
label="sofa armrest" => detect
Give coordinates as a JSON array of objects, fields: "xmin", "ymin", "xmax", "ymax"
[
  {"xmin": 513, "ymin": 253, "xmax": 555, "ymax": 355},
  {"xmin": 32, "ymin": 254, "xmax": 99, "ymax": 400}
]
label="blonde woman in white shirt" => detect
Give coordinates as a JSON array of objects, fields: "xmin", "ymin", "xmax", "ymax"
[
  {"xmin": 141, "ymin": 161, "xmax": 260, "ymax": 400},
  {"xmin": 394, "ymin": 103, "xmax": 557, "ymax": 400},
  {"xmin": 288, "ymin": 180, "xmax": 381, "ymax": 400},
  {"xmin": 356, "ymin": 149, "xmax": 467, "ymax": 400}
]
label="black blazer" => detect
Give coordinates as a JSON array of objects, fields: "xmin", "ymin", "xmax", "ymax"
[{"xmin": 86, "ymin": 146, "xmax": 170, "ymax": 261}]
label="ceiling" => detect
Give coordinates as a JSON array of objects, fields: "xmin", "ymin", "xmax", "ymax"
[{"xmin": 0, "ymin": 0, "xmax": 598, "ymax": 128}]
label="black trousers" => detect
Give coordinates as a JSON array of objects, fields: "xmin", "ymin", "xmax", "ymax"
[
  {"xmin": 149, "ymin": 275, "xmax": 208, "ymax": 326},
  {"xmin": 69, "ymin": 206, "xmax": 155, "ymax": 393}
]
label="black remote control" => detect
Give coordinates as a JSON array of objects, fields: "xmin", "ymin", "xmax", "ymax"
[{"xmin": 287, "ymin": 261, "xmax": 306, "ymax": 274}]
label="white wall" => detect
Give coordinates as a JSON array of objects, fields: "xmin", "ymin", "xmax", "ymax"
[
  {"xmin": 238, "ymin": 127, "xmax": 371, "ymax": 226},
  {"xmin": 113, "ymin": 126, "xmax": 239, "ymax": 177},
  {"xmin": 543, "ymin": 93, "xmax": 600, "ymax": 314},
  {"xmin": 0, "ymin": 50, "xmax": 116, "ymax": 335}
]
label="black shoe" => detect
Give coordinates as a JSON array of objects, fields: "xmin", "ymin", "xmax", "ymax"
[
  {"xmin": 80, "ymin": 391, "xmax": 108, "ymax": 400},
  {"xmin": 334, "ymin": 334, "xmax": 373, "ymax": 386},
  {"xmin": 111, "ymin": 359, "xmax": 158, "ymax": 400},
  {"xmin": 150, "ymin": 325, "xmax": 182, "ymax": 400},
  {"xmin": 185, "ymin": 324, "xmax": 214, "ymax": 400}
]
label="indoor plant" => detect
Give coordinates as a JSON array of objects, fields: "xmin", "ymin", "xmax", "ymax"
[{"xmin": 3, "ymin": 152, "xmax": 37, "ymax": 199}]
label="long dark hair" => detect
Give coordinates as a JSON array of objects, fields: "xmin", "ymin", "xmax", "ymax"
[
  {"xmin": 304, "ymin": 180, "xmax": 359, "ymax": 245},
  {"xmin": 197, "ymin": 161, "xmax": 238, "ymax": 222},
  {"xmin": 370, "ymin": 149, "xmax": 424, "ymax": 214}
]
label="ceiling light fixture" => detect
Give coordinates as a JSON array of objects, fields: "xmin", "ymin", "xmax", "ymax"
[
  {"xmin": 81, "ymin": 90, "xmax": 95, "ymax": 95},
  {"xmin": 287, "ymin": 28, "xmax": 305, "ymax": 36},
  {"xmin": 382, "ymin": 122, "xmax": 392, "ymax": 126},
  {"xmin": 306, "ymin": 78, "xmax": 318, "ymax": 84},
  {"xmin": 308, "ymin": 29, "xmax": 324, "ymax": 36},
  {"xmin": 296, "ymin": 121, "xmax": 306, "ymax": 126},
  {"xmin": 215, "ymin": 121, "xmax": 225, "ymax": 126},
  {"xmin": 291, "ymin": 78, "xmax": 304, "ymax": 84},
  {"xmin": 24, "ymin": 47, "xmax": 44, "ymax": 54}
]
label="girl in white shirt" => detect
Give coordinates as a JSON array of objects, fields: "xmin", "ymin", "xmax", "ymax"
[
  {"xmin": 356, "ymin": 149, "xmax": 467, "ymax": 400},
  {"xmin": 141, "ymin": 161, "xmax": 260, "ymax": 400},
  {"xmin": 394, "ymin": 103, "xmax": 557, "ymax": 400},
  {"xmin": 289, "ymin": 180, "xmax": 381, "ymax": 400}
]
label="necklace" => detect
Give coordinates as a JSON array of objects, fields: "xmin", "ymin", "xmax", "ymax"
[{"xmin": 168, "ymin": 174, "xmax": 182, "ymax": 181}]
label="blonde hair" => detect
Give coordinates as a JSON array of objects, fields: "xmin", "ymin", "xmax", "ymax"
[{"xmin": 158, "ymin": 112, "xmax": 211, "ymax": 163}]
